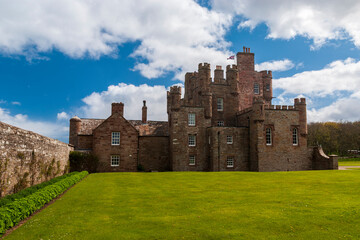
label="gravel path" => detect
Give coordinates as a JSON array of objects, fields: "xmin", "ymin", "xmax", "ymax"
[{"xmin": 338, "ymin": 166, "xmax": 360, "ymax": 170}]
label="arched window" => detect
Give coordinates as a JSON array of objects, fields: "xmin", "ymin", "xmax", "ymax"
[
  {"xmin": 254, "ymin": 83, "xmax": 260, "ymax": 94},
  {"xmin": 266, "ymin": 128, "xmax": 272, "ymax": 145},
  {"xmin": 293, "ymin": 128, "xmax": 298, "ymax": 145}
]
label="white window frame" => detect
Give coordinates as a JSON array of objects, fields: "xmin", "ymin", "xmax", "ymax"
[
  {"xmin": 293, "ymin": 128, "xmax": 298, "ymax": 146},
  {"xmin": 111, "ymin": 132, "xmax": 120, "ymax": 145},
  {"xmin": 227, "ymin": 136, "xmax": 233, "ymax": 144},
  {"xmin": 217, "ymin": 98, "xmax": 223, "ymax": 111},
  {"xmin": 254, "ymin": 83, "xmax": 260, "ymax": 94},
  {"xmin": 226, "ymin": 157, "xmax": 234, "ymax": 168},
  {"xmin": 111, "ymin": 155, "xmax": 120, "ymax": 166},
  {"xmin": 217, "ymin": 121, "xmax": 224, "ymax": 127},
  {"xmin": 189, "ymin": 155, "xmax": 196, "ymax": 165},
  {"xmin": 188, "ymin": 135, "xmax": 196, "ymax": 146},
  {"xmin": 266, "ymin": 128, "xmax": 272, "ymax": 146},
  {"xmin": 188, "ymin": 113, "xmax": 196, "ymax": 126}
]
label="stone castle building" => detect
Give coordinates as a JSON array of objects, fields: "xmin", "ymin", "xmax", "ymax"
[{"xmin": 69, "ymin": 48, "xmax": 338, "ymax": 172}]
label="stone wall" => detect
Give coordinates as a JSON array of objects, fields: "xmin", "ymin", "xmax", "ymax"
[
  {"xmin": 138, "ymin": 136, "xmax": 169, "ymax": 171},
  {"xmin": 92, "ymin": 113, "xmax": 138, "ymax": 172},
  {"xmin": 312, "ymin": 146, "xmax": 338, "ymax": 170},
  {"xmin": 0, "ymin": 121, "xmax": 73, "ymax": 197}
]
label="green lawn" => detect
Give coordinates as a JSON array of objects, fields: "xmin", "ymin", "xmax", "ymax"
[
  {"xmin": 339, "ymin": 158, "xmax": 360, "ymax": 166},
  {"xmin": 4, "ymin": 171, "xmax": 360, "ymax": 240}
]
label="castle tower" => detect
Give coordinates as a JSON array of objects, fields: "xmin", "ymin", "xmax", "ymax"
[
  {"xmin": 168, "ymin": 86, "xmax": 181, "ymax": 111},
  {"xmin": 262, "ymin": 70, "xmax": 273, "ymax": 105},
  {"xmin": 294, "ymin": 98, "xmax": 307, "ymax": 136},
  {"xmin": 237, "ymin": 47, "xmax": 254, "ymax": 72},
  {"xmin": 214, "ymin": 65, "xmax": 224, "ymax": 83},
  {"xmin": 198, "ymin": 63, "xmax": 211, "ymax": 93},
  {"xmin": 69, "ymin": 116, "xmax": 81, "ymax": 147}
]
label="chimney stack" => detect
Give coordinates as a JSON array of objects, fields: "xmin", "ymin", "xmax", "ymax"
[
  {"xmin": 142, "ymin": 100, "xmax": 147, "ymax": 124},
  {"xmin": 112, "ymin": 102, "xmax": 124, "ymax": 116}
]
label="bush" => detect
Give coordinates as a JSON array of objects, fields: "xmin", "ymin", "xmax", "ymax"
[
  {"xmin": 0, "ymin": 172, "xmax": 78, "ymax": 208},
  {"xmin": 69, "ymin": 151, "xmax": 99, "ymax": 173},
  {"xmin": 0, "ymin": 171, "xmax": 88, "ymax": 235}
]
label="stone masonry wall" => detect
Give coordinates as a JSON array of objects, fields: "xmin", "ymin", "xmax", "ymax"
[
  {"xmin": 208, "ymin": 127, "xmax": 249, "ymax": 171},
  {"xmin": 92, "ymin": 113, "xmax": 138, "ymax": 172},
  {"xmin": 255, "ymin": 109, "xmax": 312, "ymax": 171},
  {"xmin": 139, "ymin": 136, "xmax": 169, "ymax": 171},
  {"xmin": 0, "ymin": 121, "xmax": 73, "ymax": 197}
]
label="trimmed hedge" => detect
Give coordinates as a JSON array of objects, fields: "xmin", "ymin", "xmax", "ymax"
[
  {"xmin": 0, "ymin": 172, "xmax": 78, "ymax": 208},
  {"xmin": 0, "ymin": 171, "xmax": 88, "ymax": 235}
]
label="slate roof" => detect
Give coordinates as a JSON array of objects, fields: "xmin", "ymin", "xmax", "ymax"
[{"xmin": 78, "ymin": 118, "xmax": 168, "ymax": 136}]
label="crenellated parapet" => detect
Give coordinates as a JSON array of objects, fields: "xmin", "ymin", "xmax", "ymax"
[{"xmin": 167, "ymin": 86, "xmax": 182, "ymax": 112}]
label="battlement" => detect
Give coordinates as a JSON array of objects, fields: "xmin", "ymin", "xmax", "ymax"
[
  {"xmin": 170, "ymin": 86, "xmax": 181, "ymax": 94},
  {"xmin": 226, "ymin": 64, "xmax": 238, "ymax": 71},
  {"xmin": 216, "ymin": 65, "xmax": 222, "ymax": 70},
  {"xmin": 294, "ymin": 98, "xmax": 306, "ymax": 105},
  {"xmin": 260, "ymin": 70, "xmax": 272, "ymax": 78},
  {"xmin": 198, "ymin": 62, "xmax": 210, "ymax": 69},
  {"xmin": 265, "ymin": 105, "xmax": 295, "ymax": 110}
]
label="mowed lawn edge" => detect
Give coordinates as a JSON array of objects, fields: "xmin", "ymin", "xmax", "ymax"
[{"xmin": 4, "ymin": 171, "xmax": 360, "ymax": 240}]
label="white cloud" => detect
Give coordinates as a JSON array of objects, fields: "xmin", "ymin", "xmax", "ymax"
[
  {"xmin": 274, "ymin": 58, "xmax": 360, "ymax": 97},
  {"xmin": 272, "ymin": 58, "xmax": 360, "ymax": 122},
  {"xmin": 255, "ymin": 59, "xmax": 294, "ymax": 72},
  {"xmin": 0, "ymin": 0, "xmax": 233, "ymax": 80},
  {"xmin": 0, "ymin": 107, "xmax": 68, "ymax": 141},
  {"xmin": 308, "ymin": 94, "xmax": 360, "ymax": 122},
  {"xmin": 57, "ymin": 111, "xmax": 70, "ymax": 120},
  {"xmin": 211, "ymin": 0, "xmax": 360, "ymax": 49},
  {"xmin": 11, "ymin": 101, "xmax": 21, "ymax": 106},
  {"xmin": 80, "ymin": 83, "xmax": 170, "ymax": 121}
]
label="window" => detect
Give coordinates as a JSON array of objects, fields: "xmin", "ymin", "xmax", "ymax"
[
  {"xmin": 111, "ymin": 132, "xmax": 120, "ymax": 145},
  {"xmin": 293, "ymin": 128, "xmax": 298, "ymax": 146},
  {"xmin": 217, "ymin": 98, "xmax": 223, "ymax": 111},
  {"xmin": 188, "ymin": 135, "xmax": 196, "ymax": 146},
  {"xmin": 188, "ymin": 113, "xmax": 195, "ymax": 126},
  {"xmin": 217, "ymin": 121, "xmax": 224, "ymax": 126},
  {"xmin": 254, "ymin": 83, "xmax": 260, "ymax": 94},
  {"xmin": 111, "ymin": 155, "xmax": 120, "ymax": 166},
  {"xmin": 189, "ymin": 155, "xmax": 196, "ymax": 165},
  {"xmin": 266, "ymin": 84, "xmax": 270, "ymax": 92},
  {"xmin": 227, "ymin": 136, "xmax": 233, "ymax": 144},
  {"xmin": 227, "ymin": 157, "xmax": 234, "ymax": 168},
  {"xmin": 266, "ymin": 128, "xmax": 272, "ymax": 145}
]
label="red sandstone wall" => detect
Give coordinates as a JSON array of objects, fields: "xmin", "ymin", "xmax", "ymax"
[
  {"xmin": 77, "ymin": 135, "xmax": 93, "ymax": 150},
  {"xmin": 208, "ymin": 127, "xmax": 249, "ymax": 171},
  {"xmin": 169, "ymin": 107, "xmax": 211, "ymax": 171},
  {"xmin": 0, "ymin": 121, "xmax": 73, "ymax": 197},
  {"xmin": 254, "ymin": 109, "xmax": 312, "ymax": 171},
  {"xmin": 138, "ymin": 136, "xmax": 169, "ymax": 171},
  {"xmin": 92, "ymin": 113, "xmax": 138, "ymax": 172}
]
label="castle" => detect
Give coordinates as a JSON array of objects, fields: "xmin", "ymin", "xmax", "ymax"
[{"xmin": 69, "ymin": 48, "xmax": 338, "ymax": 172}]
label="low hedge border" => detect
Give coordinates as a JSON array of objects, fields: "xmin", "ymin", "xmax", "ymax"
[
  {"xmin": 0, "ymin": 171, "xmax": 88, "ymax": 235},
  {"xmin": 0, "ymin": 172, "xmax": 79, "ymax": 208}
]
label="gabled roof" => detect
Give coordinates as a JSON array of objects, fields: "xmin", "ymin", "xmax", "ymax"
[
  {"xmin": 78, "ymin": 118, "xmax": 168, "ymax": 136},
  {"xmin": 128, "ymin": 120, "xmax": 169, "ymax": 136}
]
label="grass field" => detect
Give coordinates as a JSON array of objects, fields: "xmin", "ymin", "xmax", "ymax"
[
  {"xmin": 338, "ymin": 157, "xmax": 360, "ymax": 166},
  {"xmin": 4, "ymin": 171, "xmax": 360, "ymax": 240}
]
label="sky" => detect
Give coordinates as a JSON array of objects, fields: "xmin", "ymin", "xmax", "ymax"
[{"xmin": 0, "ymin": 0, "xmax": 360, "ymax": 143}]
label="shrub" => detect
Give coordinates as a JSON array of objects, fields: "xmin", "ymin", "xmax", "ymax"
[
  {"xmin": 0, "ymin": 172, "xmax": 78, "ymax": 208},
  {"xmin": 0, "ymin": 171, "xmax": 88, "ymax": 236},
  {"xmin": 69, "ymin": 151, "xmax": 99, "ymax": 173}
]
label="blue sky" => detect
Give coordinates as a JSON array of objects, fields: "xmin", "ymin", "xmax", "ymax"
[{"xmin": 0, "ymin": 0, "xmax": 360, "ymax": 143}]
